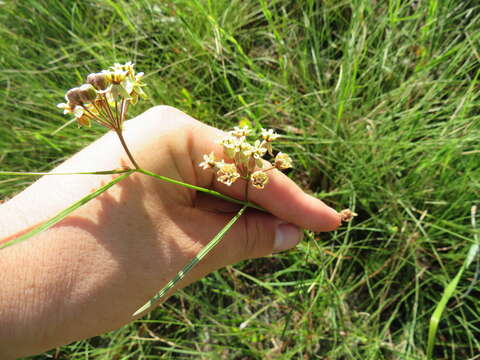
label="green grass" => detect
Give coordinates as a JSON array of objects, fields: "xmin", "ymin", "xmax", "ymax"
[{"xmin": 1, "ymin": 0, "xmax": 479, "ymax": 358}]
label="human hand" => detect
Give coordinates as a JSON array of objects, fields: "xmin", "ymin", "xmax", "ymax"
[{"xmin": 0, "ymin": 106, "xmax": 340, "ymax": 358}]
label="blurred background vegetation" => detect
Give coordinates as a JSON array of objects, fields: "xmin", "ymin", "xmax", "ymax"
[{"xmin": 0, "ymin": 0, "xmax": 479, "ymax": 359}]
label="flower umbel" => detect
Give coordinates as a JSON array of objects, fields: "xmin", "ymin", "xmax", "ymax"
[
  {"xmin": 57, "ymin": 62, "xmax": 147, "ymax": 131},
  {"xmin": 200, "ymin": 126, "xmax": 291, "ymax": 195}
]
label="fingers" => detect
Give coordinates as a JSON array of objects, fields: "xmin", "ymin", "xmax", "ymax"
[
  {"xmin": 140, "ymin": 106, "xmax": 341, "ymax": 233},
  {"xmin": 181, "ymin": 111, "xmax": 341, "ymax": 232},
  {"xmin": 212, "ymin": 170, "xmax": 341, "ymax": 232}
]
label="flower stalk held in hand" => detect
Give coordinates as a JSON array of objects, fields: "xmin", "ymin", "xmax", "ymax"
[{"xmin": 52, "ymin": 61, "xmax": 354, "ymax": 319}]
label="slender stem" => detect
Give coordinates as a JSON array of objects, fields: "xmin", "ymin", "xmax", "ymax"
[
  {"xmin": 114, "ymin": 99, "xmax": 121, "ymax": 129},
  {"xmin": 262, "ymin": 166, "xmax": 276, "ymax": 173},
  {"xmin": 81, "ymin": 106, "xmax": 111, "ymax": 128},
  {"xmin": 115, "ymin": 130, "xmax": 140, "ymax": 169},
  {"xmin": 101, "ymin": 93, "xmax": 117, "ymax": 125},
  {"xmin": 244, "ymin": 178, "xmax": 250, "ymax": 202},
  {"xmin": 120, "ymin": 98, "xmax": 128, "ymax": 124},
  {"xmin": 91, "ymin": 101, "xmax": 112, "ymax": 125},
  {"xmin": 0, "ymin": 169, "xmax": 132, "ymax": 176},
  {"xmin": 136, "ymin": 168, "xmax": 265, "ymax": 212},
  {"xmin": 0, "ymin": 167, "xmax": 264, "ymax": 212},
  {"xmin": 123, "ymin": 101, "xmax": 130, "ymax": 122}
]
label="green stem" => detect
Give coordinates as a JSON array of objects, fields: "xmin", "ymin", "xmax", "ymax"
[
  {"xmin": 0, "ymin": 169, "xmax": 132, "ymax": 176},
  {"xmin": 0, "ymin": 168, "xmax": 266, "ymax": 250},
  {"xmin": 115, "ymin": 129, "xmax": 140, "ymax": 169},
  {"xmin": 136, "ymin": 168, "xmax": 264, "ymax": 212},
  {"xmin": 0, "ymin": 168, "xmax": 265, "ymax": 212},
  {"xmin": 101, "ymin": 93, "xmax": 117, "ymax": 125},
  {"xmin": 244, "ymin": 178, "xmax": 250, "ymax": 202},
  {"xmin": 426, "ymin": 205, "xmax": 479, "ymax": 359}
]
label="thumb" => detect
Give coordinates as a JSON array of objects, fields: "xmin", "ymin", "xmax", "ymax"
[
  {"xmin": 168, "ymin": 208, "xmax": 302, "ymax": 294},
  {"xmin": 193, "ymin": 209, "xmax": 303, "ymax": 270},
  {"xmin": 239, "ymin": 211, "xmax": 303, "ymax": 258}
]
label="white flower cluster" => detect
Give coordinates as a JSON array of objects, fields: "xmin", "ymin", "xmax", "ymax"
[
  {"xmin": 199, "ymin": 126, "xmax": 292, "ymax": 189},
  {"xmin": 57, "ymin": 62, "xmax": 147, "ymax": 129}
]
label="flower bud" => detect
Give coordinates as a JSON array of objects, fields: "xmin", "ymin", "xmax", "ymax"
[
  {"xmin": 87, "ymin": 72, "xmax": 111, "ymax": 90},
  {"xmin": 340, "ymin": 209, "xmax": 357, "ymax": 222},
  {"xmin": 251, "ymin": 171, "xmax": 269, "ymax": 189},
  {"xmin": 78, "ymin": 84, "xmax": 97, "ymax": 103},
  {"xmin": 274, "ymin": 152, "xmax": 293, "ymax": 170},
  {"xmin": 65, "ymin": 87, "xmax": 83, "ymax": 106}
]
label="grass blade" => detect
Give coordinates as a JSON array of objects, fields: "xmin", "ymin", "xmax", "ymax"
[
  {"xmin": 132, "ymin": 204, "xmax": 248, "ymax": 317},
  {"xmin": 427, "ymin": 206, "xmax": 479, "ymax": 359},
  {"xmin": 0, "ymin": 169, "xmax": 133, "ymax": 176},
  {"xmin": 0, "ymin": 171, "xmax": 133, "ymax": 249}
]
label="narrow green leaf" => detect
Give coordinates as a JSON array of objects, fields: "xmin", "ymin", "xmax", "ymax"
[
  {"xmin": 427, "ymin": 267, "xmax": 464, "ymax": 359},
  {"xmin": 0, "ymin": 172, "xmax": 133, "ymax": 249},
  {"xmin": 132, "ymin": 204, "xmax": 248, "ymax": 317},
  {"xmin": 427, "ymin": 206, "xmax": 479, "ymax": 359},
  {"xmin": 136, "ymin": 168, "xmax": 264, "ymax": 212},
  {"xmin": 0, "ymin": 169, "xmax": 133, "ymax": 176}
]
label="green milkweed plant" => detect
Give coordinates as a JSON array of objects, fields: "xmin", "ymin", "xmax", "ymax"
[{"xmin": 0, "ymin": 62, "xmax": 355, "ymax": 317}]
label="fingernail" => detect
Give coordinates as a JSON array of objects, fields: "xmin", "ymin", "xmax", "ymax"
[{"xmin": 274, "ymin": 223, "xmax": 302, "ymax": 252}]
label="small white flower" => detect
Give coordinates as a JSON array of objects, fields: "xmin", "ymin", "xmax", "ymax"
[
  {"xmin": 57, "ymin": 102, "xmax": 75, "ymax": 115},
  {"xmin": 251, "ymin": 140, "xmax": 267, "ymax": 159},
  {"xmin": 243, "ymin": 140, "xmax": 267, "ymax": 168},
  {"xmin": 72, "ymin": 105, "xmax": 92, "ymax": 126},
  {"xmin": 230, "ymin": 126, "xmax": 252, "ymax": 138},
  {"xmin": 261, "ymin": 128, "xmax": 280, "ymax": 142},
  {"xmin": 218, "ymin": 134, "xmax": 242, "ymax": 158},
  {"xmin": 261, "ymin": 129, "xmax": 279, "ymax": 155},
  {"xmin": 111, "ymin": 61, "xmax": 136, "ymax": 78},
  {"xmin": 199, "ymin": 152, "xmax": 216, "ymax": 170},
  {"xmin": 109, "ymin": 68, "xmax": 128, "ymax": 84}
]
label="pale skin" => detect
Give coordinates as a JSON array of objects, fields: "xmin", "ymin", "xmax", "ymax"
[{"xmin": 0, "ymin": 106, "xmax": 341, "ymax": 359}]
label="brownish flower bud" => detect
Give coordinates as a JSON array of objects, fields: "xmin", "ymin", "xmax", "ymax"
[
  {"xmin": 87, "ymin": 72, "xmax": 111, "ymax": 90},
  {"xmin": 65, "ymin": 87, "xmax": 83, "ymax": 106},
  {"xmin": 78, "ymin": 84, "xmax": 97, "ymax": 103}
]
